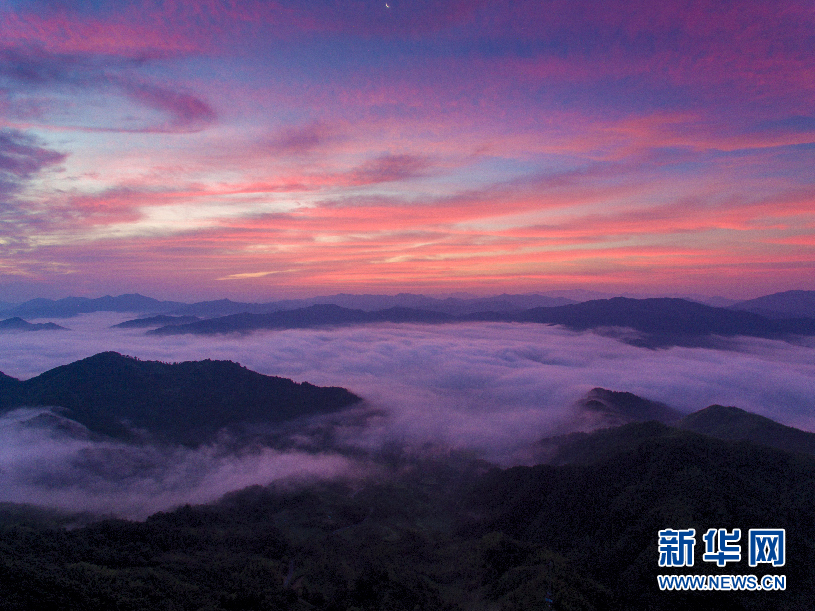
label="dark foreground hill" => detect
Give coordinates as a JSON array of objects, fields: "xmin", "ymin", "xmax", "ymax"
[
  {"xmin": 575, "ymin": 387, "xmax": 681, "ymax": 426},
  {"xmin": 468, "ymin": 422, "xmax": 815, "ymax": 610},
  {"xmin": 0, "ymin": 352, "xmax": 361, "ymax": 445},
  {"xmin": 551, "ymin": 390, "xmax": 815, "ymax": 459},
  {"xmin": 1, "ymin": 405, "xmax": 814, "ymax": 610},
  {"xmin": 677, "ymin": 404, "xmax": 815, "ymax": 456}
]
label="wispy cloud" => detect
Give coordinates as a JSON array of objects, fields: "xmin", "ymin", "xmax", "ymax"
[
  {"xmin": 0, "ymin": 1, "xmax": 812, "ymax": 298},
  {"xmin": 0, "ymin": 128, "xmax": 65, "ymax": 181},
  {"xmin": 0, "ymin": 47, "xmax": 215, "ymax": 132}
]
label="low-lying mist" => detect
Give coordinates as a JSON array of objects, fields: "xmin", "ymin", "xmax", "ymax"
[
  {"xmin": 2, "ymin": 313, "xmax": 814, "ymax": 518},
  {"xmin": 0, "ymin": 408, "xmax": 365, "ymax": 519}
]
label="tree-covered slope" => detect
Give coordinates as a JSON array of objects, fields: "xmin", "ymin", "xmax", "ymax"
[
  {"xmin": 2, "ymin": 419, "xmax": 814, "ymax": 610},
  {"xmin": 0, "ymin": 460, "xmax": 609, "ymax": 611},
  {"xmin": 0, "ymin": 352, "xmax": 361, "ymax": 445},
  {"xmin": 677, "ymin": 404, "xmax": 815, "ymax": 456},
  {"xmin": 576, "ymin": 387, "xmax": 681, "ymax": 425},
  {"xmin": 2, "ymin": 379, "xmax": 814, "ymax": 610},
  {"xmin": 469, "ymin": 424, "xmax": 815, "ymax": 610}
]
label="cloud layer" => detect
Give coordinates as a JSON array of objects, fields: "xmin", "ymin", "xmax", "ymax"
[{"xmin": 1, "ymin": 315, "xmax": 813, "ymax": 517}]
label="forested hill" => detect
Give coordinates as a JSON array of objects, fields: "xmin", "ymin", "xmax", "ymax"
[
  {"xmin": 2, "ymin": 418, "xmax": 814, "ymax": 610},
  {"xmin": 467, "ymin": 422, "xmax": 815, "ymax": 610},
  {"xmin": 677, "ymin": 404, "xmax": 815, "ymax": 456},
  {"xmin": 0, "ymin": 352, "xmax": 361, "ymax": 445}
]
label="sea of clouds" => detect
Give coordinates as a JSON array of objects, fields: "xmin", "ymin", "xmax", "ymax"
[{"xmin": 1, "ymin": 313, "xmax": 814, "ymax": 518}]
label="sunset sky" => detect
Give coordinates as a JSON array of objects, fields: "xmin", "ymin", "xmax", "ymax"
[{"xmin": 1, "ymin": 0, "xmax": 813, "ymax": 302}]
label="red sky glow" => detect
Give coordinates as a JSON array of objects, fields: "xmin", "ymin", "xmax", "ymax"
[{"xmin": 1, "ymin": 0, "xmax": 813, "ymax": 301}]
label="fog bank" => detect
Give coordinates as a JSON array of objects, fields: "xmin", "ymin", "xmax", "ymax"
[{"xmin": 2, "ymin": 313, "xmax": 814, "ymax": 517}]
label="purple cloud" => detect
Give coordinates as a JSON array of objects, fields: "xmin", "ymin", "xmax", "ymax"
[
  {"xmin": 119, "ymin": 80, "xmax": 217, "ymax": 132},
  {"xmin": 0, "ymin": 47, "xmax": 215, "ymax": 132},
  {"xmin": 261, "ymin": 121, "xmax": 342, "ymax": 156},
  {"xmin": 350, "ymin": 153, "xmax": 430, "ymax": 184},
  {"xmin": 0, "ymin": 128, "xmax": 65, "ymax": 180}
]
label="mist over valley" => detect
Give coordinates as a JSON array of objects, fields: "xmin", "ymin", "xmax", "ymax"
[
  {"xmin": 0, "ymin": 303, "xmax": 814, "ymax": 608},
  {"xmin": 2, "ymin": 309, "xmax": 814, "ymax": 518}
]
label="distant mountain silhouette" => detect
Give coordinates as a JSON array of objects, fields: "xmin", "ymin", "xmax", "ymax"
[
  {"xmin": 730, "ymin": 289, "xmax": 815, "ymax": 319},
  {"xmin": 148, "ymin": 297, "xmax": 815, "ymax": 346},
  {"xmin": 166, "ymin": 298, "xmax": 273, "ymax": 317},
  {"xmin": 11, "ymin": 292, "xmax": 815, "ymax": 348},
  {"xmin": 481, "ymin": 297, "xmax": 815, "ymax": 346},
  {"xmin": 165, "ymin": 293, "xmax": 576, "ymax": 317},
  {"xmin": 9, "ymin": 289, "xmax": 815, "ymax": 324},
  {"xmin": 4, "ymin": 292, "xmax": 578, "ymax": 320},
  {"xmin": 112, "ymin": 315, "xmax": 200, "ymax": 329},
  {"xmin": 507, "ymin": 296, "xmax": 810, "ymax": 332},
  {"xmin": 149, "ymin": 304, "xmax": 456, "ymax": 335},
  {"xmin": 7, "ymin": 294, "xmax": 184, "ymax": 318},
  {"xmin": 0, "ymin": 352, "xmax": 361, "ymax": 445},
  {"xmin": 0, "ymin": 317, "xmax": 67, "ymax": 331}
]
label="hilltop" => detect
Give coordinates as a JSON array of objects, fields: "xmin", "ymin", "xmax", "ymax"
[{"xmin": 0, "ymin": 352, "xmax": 361, "ymax": 446}]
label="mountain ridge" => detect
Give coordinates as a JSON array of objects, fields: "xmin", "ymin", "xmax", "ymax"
[
  {"xmin": 730, "ymin": 289, "xmax": 815, "ymax": 319},
  {"xmin": 5, "ymin": 289, "xmax": 814, "ymax": 321},
  {"xmin": 0, "ymin": 292, "xmax": 576, "ymax": 318},
  {"xmin": 677, "ymin": 403, "xmax": 815, "ymax": 456},
  {"xmin": 539, "ymin": 388, "xmax": 815, "ymax": 464},
  {"xmin": 146, "ymin": 297, "xmax": 815, "ymax": 347},
  {"xmin": 0, "ymin": 352, "xmax": 361, "ymax": 446},
  {"xmin": 0, "ymin": 317, "xmax": 67, "ymax": 332}
]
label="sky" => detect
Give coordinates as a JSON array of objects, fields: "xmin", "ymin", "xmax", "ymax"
[
  {"xmin": 3, "ymin": 314, "xmax": 815, "ymax": 517},
  {"xmin": 1, "ymin": 0, "xmax": 814, "ymax": 302}
]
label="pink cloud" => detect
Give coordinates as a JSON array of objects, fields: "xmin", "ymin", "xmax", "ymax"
[
  {"xmin": 0, "ymin": 7, "xmax": 205, "ymax": 57},
  {"xmin": 0, "ymin": 0, "xmax": 811, "ymax": 300},
  {"xmin": 119, "ymin": 80, "xmax": 216, "ymax": 132},
  {"xmin": 260, "ymin": 121, "xmax": 342, "ymax": 156}
]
